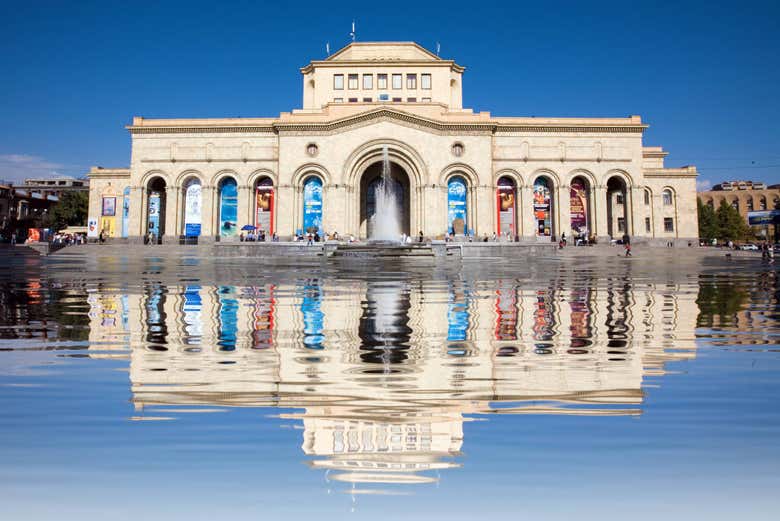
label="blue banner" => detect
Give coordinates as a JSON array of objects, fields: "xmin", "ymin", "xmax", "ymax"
[
  {"xmin": 122, "ymin": 187, "xmax": 130, "ymax": 238},
  {"xmin": 447, "ymin": 177, "xmax": 467, "ymax": 234},
  {"xmin": 148, "ymin": 193, "xmax": 161, "ymax": 238},
  {"xmin": 219, "ymin": 179, "xmax": 238, "ymax": 237},
  {"xmin": 303, "ymin": 177, "xmax": 323, "ymax": 234}
]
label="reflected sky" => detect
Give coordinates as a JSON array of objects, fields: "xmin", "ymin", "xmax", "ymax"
[{"xmin": 0, "ymin": 252, "xmax": 779, "ymax": 520}]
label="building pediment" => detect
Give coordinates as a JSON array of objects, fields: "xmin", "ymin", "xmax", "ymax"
[{"xmin": 326, "ymin": 42, "xmax": 441, "ymax": 62}]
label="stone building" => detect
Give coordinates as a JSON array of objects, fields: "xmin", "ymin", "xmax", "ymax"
[{"xmin": 87, "ymin": 42, "xmax": 698, "ymax": 245}]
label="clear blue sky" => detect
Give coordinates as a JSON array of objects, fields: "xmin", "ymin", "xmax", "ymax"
[{"xmin": 1, "ymin": 0, "xmax": 779, "ymax": 190}]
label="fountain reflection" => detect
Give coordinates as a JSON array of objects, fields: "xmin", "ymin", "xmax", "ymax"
[{"xmin": 85, "ymin": 277, "xmax": 704, "ymax": 488}]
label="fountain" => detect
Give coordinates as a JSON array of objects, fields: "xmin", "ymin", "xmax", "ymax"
[{"xmin": 369, "ymin": 146, "xmax": 402, "ymax": 242}]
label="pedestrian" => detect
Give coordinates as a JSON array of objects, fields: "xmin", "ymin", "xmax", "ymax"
[
  {"xmin": 307, "ymin": 232, "xmax": 313, "ymax": 246},
  {"xmin": 10, "ymin": 232, "xmax": 16, "ymax": 246},
  {"xmin": 418, "ymin": 230, "xmax": 424, "ymax": 243},
  {"xmin": 148, "ymin": 231, "xmax": 154, "ymax": 245},
  {"xmin": 561, "ymin": 232, "xmax": 567, "ymax": 246},
  {"xmin": 625, "ymin": 242, "xmax": 632, "ymax": 257}
]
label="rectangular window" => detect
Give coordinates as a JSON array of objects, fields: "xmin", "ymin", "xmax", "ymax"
[
  {"xmin": 378, "ymin": 93, "xmax": 389, "ymax": 101},
  {"xmin": 333, "ymin": 74, "xmax": 344, "ymax": 90},
  {"xmin": 392, "ymin": 97, "xmax": 402, "ymax": 102},
  {"xmin": 421, "ymin": 73, "xmax": 431, "ymax": 89},
  {"xmin": 422, "ymin": 97, "xmax": 432, "ymax": 102},
  {"xmin": 334, "ymin": 97, "xmax": 343, "ymax": 103},
  {"xmin": 617, "ymin": 217, "xmax": 626, "ymax": 233},
  {"xmin": 644, "ymin": 190, "xmax": 650, "ymax": 205},
  {"xmin": 392, "ymin": 74, "xmax": 402, "ymax": 89},
  {"xmin": 406, "ymin": 73, "xmax": 417, "ymax": 89},
  {"xmin": 377, "ymin": 74, "xmax": 388, "ymax": 89},
  {"xmin": 664, "ymin": 217, "xmax": 674, "ymax": 232},
  {"xmin": 407, "ymin": 97, "xmax": 417, "ymax": 102},
  {"xmin": 645, "ymin": 217, "xmax": 651, "ymax": 232},
  {"xmin": 348, "ymin": 97, "xmax": 358, "ymax": 103},
  {"xmin": 616, "ymin": 193, "xmax": 624, "ymax": 205},
  {"xmin": 348, "ymin": 74, "xmax": 358, "ymax": 89},
  {"xmin": 363, "ymin": 74, "xmax": 373, "ymax": 89},
  {"xmin": 363, "ymin": 97, "xmax": 372, "ymax": 102},
  {"xmin": 663, "ymin": 191, "xmax": 673, "ymax": 205}
]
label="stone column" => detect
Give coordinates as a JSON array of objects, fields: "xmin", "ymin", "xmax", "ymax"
[
  {"xmin": 594, "ymin": 184, "xmax": 609, "ymax": 242},
  {"xmin": 277, "ymin": 184, "xmax": 296, "ymax": 238},
  {"xmin": 163, "ymin": 185, "xmax": 178, "ymax": 243},
  {"xmin": 129, "ymin": 186, "xmax": 145, "ymax": 243},
  {"xmin": 200, "ymin": 185, "xmax": 216, "ymax": 242},
  {"xmin": 520, "ymin": 185, "xmax": 535, "ymax": 241},
  {"xmin": 237, "ymin": 184, "xmax": 251, "ymax": 231},
  {"xmin": 558, "ymin": 184, "xmax": 571, "ymax": 241}
]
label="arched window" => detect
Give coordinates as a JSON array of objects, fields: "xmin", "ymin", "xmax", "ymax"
[
  {"xmin": 644, "ymin": 189, "xmax": 651, "ymax": 206},
  {"xmin": 218, "ymin": 177, "xmax": 238, "ymax": 237},
  {"xmin": 570, "ymin": 177, "xmax": 590, "ymax": 235},
  {"xmin": 447, "ymin": 176, "xmax": 468, "ymax": 235},
  {"xmin": 759, "ymin": 197, "xmax": 767, "ymax": 210},
  {"xmin": 146, "ymin": 176, "xmax": 167, "ymax": 241},
  {"xmin": 496, "ymin": 176, "xmax": 516, "ymax": 236},
  {"xmin": 662, "ymin": 189, "xmax": 673, "ymax": 206},
  {"xmin": 182, "ymin": 177, "xmax": 202, "ymax": 237},
  {"xmin": 302, "ymin": 176, "xmax": 323, "ymax": 234},
  {"xmin": 731, "ymin": 198, "xmax": 739, "ymax": 212},
  {"xmin": 533, "ymin": 177, "xmax": 554, "ymax": 237},
  {"xmin": 746, "ymin": 197, "xmax": 754, "ymax": 211}
]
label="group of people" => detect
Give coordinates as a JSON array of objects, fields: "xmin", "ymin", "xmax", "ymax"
[
  {"xmin": 239, "ymin": 231, "xmax": 278, "ymax": 242},
  {"xmin": 54, "ymin": 232, "xmax": 86, "ymax": 246}
]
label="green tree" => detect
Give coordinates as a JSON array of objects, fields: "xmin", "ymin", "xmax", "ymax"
[
  {"xmin": 714, "ymin": 199, "xmax": 753, "ymax": 242},
  {"xmin": 46, "ymin": 191, "xmax": 88, "ymax": 231},
  {"xmin": 697, "ymin": 197, "xmax": 717, "ymax": 240}
]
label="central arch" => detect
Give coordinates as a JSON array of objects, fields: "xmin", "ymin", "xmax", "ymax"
[{"xmin": 360, "ymin": 160, "xmax": 411, "ymax": 238}]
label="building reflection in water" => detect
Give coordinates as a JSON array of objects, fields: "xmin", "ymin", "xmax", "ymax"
[{"xmin": 87, "ymin": 276, "xmax": 701, "ymax": 488}]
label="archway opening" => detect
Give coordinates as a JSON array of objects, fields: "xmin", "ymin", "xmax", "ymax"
[
  {"xmin": 570, "ymin": 176, "xmax": 591, "ymax": 238},
  {"xmin": 533, "ymin": 176, "xmax": 555, "ymax": 239},
  {"xmin": 496, "ymin": 176, "xmax": 517, "ymax": 237},
  {"xmin": 146, "ymin": 176, "xmax": 167, "ymax": 242},
  {"xmin": 606, "ymin": 176, "xmax": 628, "ymax": 238},
  {"xmin": 301, "ymin": 176, "xmax": 322, "ymax": 235},
  {"xmin": 360, "ymin": 161, "xmax": 410, "ymax": 238},
  {"xmin": 254, "ymin": 177, "xmax": 275, "ymax": 235},
  {"xmin": 218, "ymin": 177, "xmax": 238, "ymax": 238},
  {"xmin": 447, "ymin": 175, "xmax": 469, "ymax": 236}
]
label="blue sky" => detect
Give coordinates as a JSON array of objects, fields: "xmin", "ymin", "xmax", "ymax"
[{"xmin": 1, "ymin": 0, "xmax": 779, "ymax": 190}]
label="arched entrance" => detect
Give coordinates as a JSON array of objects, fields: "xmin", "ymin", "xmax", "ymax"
[
  {"xmin": 570, "ymin": 176, "xmax": 591, "ymax": 238},
  {"xmin": 360, "ymin": 160, "xmax": 410, "ymax": 238},
  {"xmin": 146, "ymin": 176, "xmax": 167, "ymax": 243},
  {"xmin": 254, "ymin": 177, "xmax": 275, "ymax": 234},
  {"xmin": 447, "ymin": 176, "xmax": 469, "ymax": 236},
  {"xmin": 533, "ymin": 176, "xmax": 555, "ymax": 240},
  {"xmin": 606, "ymin": 176, "xmax": 628, "ymax": 238},
  {"xmin": 218, "ymin": 177, "xmax": 238, "ymax": 238},
  {"xmin": 181, "ymin": 177, "xmax": 202, "ymax": 238},
  {"xmin": 496, "ymin": 176, "xmax": 517, "ymax": 237}
]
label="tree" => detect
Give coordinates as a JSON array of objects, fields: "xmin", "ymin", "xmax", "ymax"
[
  {"xmin": 46, "ymin": 191, "xmax": 88, "ymax": 231},
  {"xmin": 714, "ymin": 199, "xmax": 753, "ymax": 242},
  {"xmin": 697, "ymin": 197, "xmax": 717, "ymax": 240}
]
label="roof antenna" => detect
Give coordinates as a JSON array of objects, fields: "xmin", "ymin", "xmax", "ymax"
[
  {"xmin": 350, "ymin": 20, "xmax": 356, "ymax": 42},
  {"xmin": 326, "ymin": 41, "xmax": 330, "ymax": 56},
  {"xmin": 436, "ymin": 41, "xmax": 441, "ymax": 56}
]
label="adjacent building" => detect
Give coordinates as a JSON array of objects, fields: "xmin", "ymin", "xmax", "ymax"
[
  {"xmin": 88, "ymin": 42, "xmax": 698, "ymax": 245},
  {"xmin": 699, "ymin": 180, "xmax": 780, "ymax": 240}
]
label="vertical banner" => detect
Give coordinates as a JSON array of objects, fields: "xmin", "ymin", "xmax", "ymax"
[
  {"xmin": 447, "ymin": 176, "xmax": 467, "ymax": 234},
  {"xmin": 494, "ymin": 280, "xmax": 518, "ymax": 341},
  {"xmin": 88, "ymin": 219, "xmax": 98, "ymax": 238},
  {"xmin": 533, "ymin": 178, "xmax": 552, "ymax": 237},
  {"xmin": 255, "ymin": 179, "xmax": 274, "ymax": 233},
  {"xmin": 182, "ymin": 285, "xmax": 203, "ymax": 342},
  {"xmin": 219, "ymin": 179, "xmax": 238, "ymax": 237},
  {"xmin": 121, "ymin": 187, "xmax": 130, "ymax": 238},
  {"xmin": 570, "ymin": 179, "xmax": 588, "ymax": 234},
  {"xmin": 148, "ymin": 193, "xmax": 161, "ymax": 238},
  {"xmin": 302, "ymin": 177, "xmax": 323, "ymax": 234},
  {"xmin": 217, "ymin": 286, "xmax": 238, "ymax": 350},
  {"xmin": 301, "ymin": 279, "xmax": 324, "ymax": 349},
  {"xmin": 184, "ymin": 181, "xmax": 202, "ymax": 237},
  {"xmin": 496, "ymin": 178, "xmax": 516, "ymax": 236},
  {"xmin": 447, "ymin": 282, "xmax": 470, "ymax": 342}
]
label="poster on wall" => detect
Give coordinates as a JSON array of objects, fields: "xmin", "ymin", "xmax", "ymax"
[
  {"xmin": 255, "ymin": 185, "xmax": 274, "ymax": 233},
  {"xmin": 148, "ymin": 193, "xmax": 161, "ymax": 237},
  {"xmin": 184, "ymin": 182, "xmax": 202, "ymax": 237},
  {"xmin": 102, "ymin": 197, "xmax": 116, "ymax": 216},
  {"xmin": 219, "ymin": 181, "xmax": 238, "ymax": 237},
  {"xmin": 121, "ymin": 188, "xmax": 130, "ymax": 238},
  {"xmin": 497, "ymin": 181, "xmax": 515, "ymax": 236},
  {"xmin": 447, "ymin": 177, "xmax": 467, "ymax": 234},
  {"xmin": 302, "ymin": 178, "xmax": 323, "ymax": 234},
  {"xmin": 88, "ymin": 218, "xmax": 98, "ymax": 238},
  {"xmin": 570, "ymin": 179, "xmax": 588, "ymax": 233},
  {"xmin": 533, "ymin": 180, "xmax": 551, "ymax": 236}
]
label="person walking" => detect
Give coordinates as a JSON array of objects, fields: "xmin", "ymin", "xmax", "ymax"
[
  {"xmin": 10, "ymin": 232, "xmax": 16, "ymax": 246},
  {"xmin": 418, "ymin": 230, "xmax": 424, "ymax": 243},
  {"xmin": 624, "ymin": 242, "xmax": 632, "ymax": 257}
]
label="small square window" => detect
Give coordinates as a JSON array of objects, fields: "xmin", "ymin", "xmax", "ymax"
[
  {"xmin": 363, "ymin": 97, "xmax": 372, "ymax": 102},
  {"xmin": 348, "ymin": 74, "xmax": 358, "ymax": 89},
  {"xmin": 664, "ymin": 217, "xmax": 674, "ymax": 232},
  {"xmin": 363, "ymin": 74, "xmax": 373, "ymax": 89},
  {"xmin": 348, "ymin": 97, "xmax": 358, "ymax": 103},
  {"xmin": 333, "ymin": 74, "xmax": 344, "ymax": 90},
  {"xmin": 392, "ymin": 97, "xmax": 402, "ymax": 102},
  {"xmin": 406, "ymin": 74, "xmax": 417, "ymax": 89},
  {"xmin": 645, "ymin": 217, "xmax": 651, "ymax": 232},
  {"xmin": 392, "ymin": 74, "xmax": 402, "ymax": 89},
  {"xmin": 421, "ymin": 97, "xmax": 431, "ymax": 102},
  {"xmin": 377, "ymin": 74, "xmax": 388, "ymax": 89},
  {"xmin": 617, "ymin": 217, "xmax": 626, "ymax": 233},
  {"xmin": 378, "ymin": 93, "xmax": 389, "ymax": 101},
  {"xmin": 616, "ymin": 193, "xmax": 624, "ymax": 205},
  {"xmin": 421, "ymin": 74, "xmax": 431, "ymax": 89},
  {"xmin": 407, "ymin": 97, "xmax": 417, "ymax": 102},
  {"xmin": 334, "ymin": 97, "xmax": 343, "ymax": 103}
]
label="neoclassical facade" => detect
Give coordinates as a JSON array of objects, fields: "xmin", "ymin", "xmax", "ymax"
[{"xmin": 88, "ymin": 42, "xmax": 698, "ymax": 244}]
